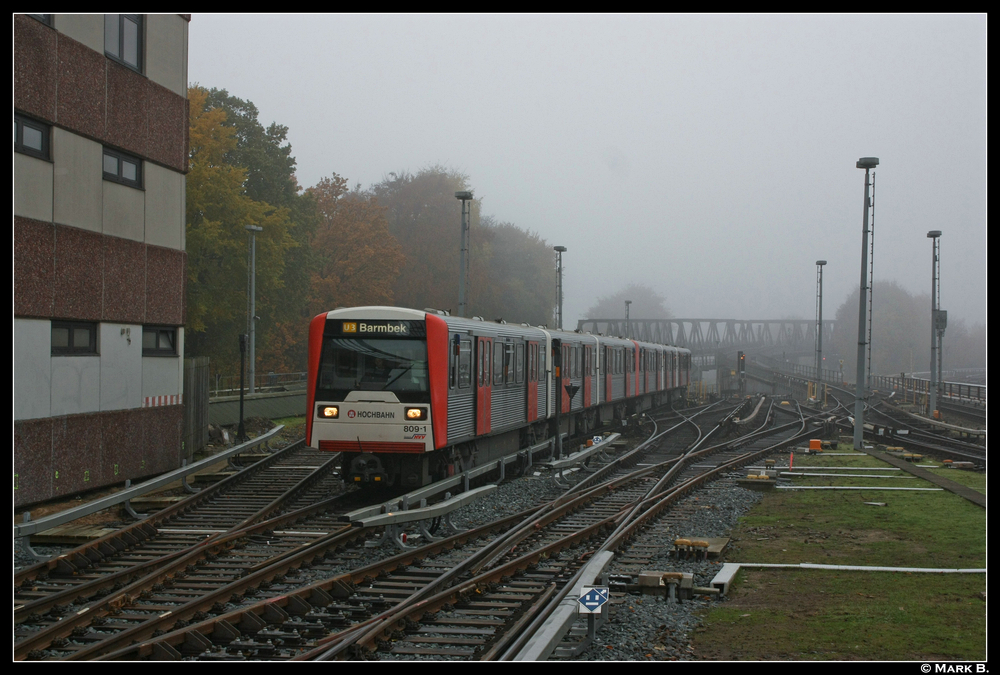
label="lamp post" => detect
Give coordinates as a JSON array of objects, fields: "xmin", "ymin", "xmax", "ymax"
[
  {"xmin": 553, "ymin": 246, "xmax": 567, "ymax": 330},
  {"xmin": 815, "ymin": 260, "xmax": 827, "ymax": 384},
  {"xmin": 455, "ymin": 191, "xmax": 473, "ymax": 317},
  {"xmin": 624, "ymin": 300, "xmax": 632, "ymax": 339},
  {"xmin": 927, "ymin": 230, "xmax": 942, "ymax": 417},
  {"xmin": 245, "ymin": 225, "xmax": 263, "ymax": 394},
  {"xmin": 853, "ymin": 157, "xmax": 878, "ymax": 450}
]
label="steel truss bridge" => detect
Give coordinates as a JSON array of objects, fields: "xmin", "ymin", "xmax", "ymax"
[{"xmin": 576, "ymin": 318, "xmax": 835, "ymax": 360}]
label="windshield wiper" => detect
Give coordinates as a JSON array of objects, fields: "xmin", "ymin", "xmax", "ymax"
[{"xmin": 382, "ymin": 365, "xmax": 413, "ymax": 390}]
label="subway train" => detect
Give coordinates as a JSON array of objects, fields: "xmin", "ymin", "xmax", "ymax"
[{"xmin": 306, "ymin": 306, "xmax": 691, "ymax": 488}]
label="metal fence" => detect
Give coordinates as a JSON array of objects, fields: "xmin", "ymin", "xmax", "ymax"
[{"xmin": 209, "ymin": 371, "xmax": 308, "ymax": 398}]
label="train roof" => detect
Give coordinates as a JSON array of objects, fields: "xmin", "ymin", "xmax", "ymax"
[{"xmin": 317, "ymin": 306, "xmax": 690, "ymax": 354}]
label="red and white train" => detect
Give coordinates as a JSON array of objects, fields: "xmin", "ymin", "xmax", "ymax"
[{"xmin": 306, "ymin": 306, "xmax": 691, "ymax": 488}]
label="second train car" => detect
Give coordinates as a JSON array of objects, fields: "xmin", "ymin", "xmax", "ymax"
[{"xmin": 306, "ymin": 306, "xmax": 691, "ymax": 488}]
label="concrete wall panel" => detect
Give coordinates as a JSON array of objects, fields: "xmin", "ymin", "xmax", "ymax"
[
  {"xmin": 100, "ymin": 322, "xmax": 143, "ymax": 411},
  {"xmin": 102, "ymin": 236, "xmax": 146, "ymax": 324},
  {"xmin": 56, "ymin": 32, "xmax": 106, "ymax": 140},
  {"xmin": 146, "ymin": 14, "xmax": 189, "ymax": 97},
  {"xmin": 52, "ymin": 225, "xmax": 104, "ymax": 321},
  {"xmin": 52, "ymin": 129, "xmax": 103, "ymax": 232},
  {"xmin": 102, "ymin": 180, "xmax": 146, "ymax": 242},
  {"xmin": 14, "ymin": 218, "xmax": 55, "ymax": 318},
  {"xmin": 14, "ymin": 418, "xmax": 54, "ymax": 507},
  {"xmin": 144, "ymin": 163, "xmax": 185, "ymax": 250},
  {"xmin": 14, "ymin": 153, "xmax": 54, "ymax": 223},
  {"xmin": 50, "ymin": 355, "xmax": 101, "ymax": 417},
  {"xmin": 14, "ymin": 319, "xmax": 53, "ymax": 421},
  {"xmin": 13, "ymin": 15, "xmax": 58, "ymax": 122},
  {"xmin": 53, "ymin": 14, "xmax": 104, "ymax": 53}
]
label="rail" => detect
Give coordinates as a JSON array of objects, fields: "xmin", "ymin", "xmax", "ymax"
[
  {"xmin": 14, "ymin": 426, "xmax": 285, "ymax": 539},
  {"xmin": 754, "ymin": 356, "xmax": 986, "ymax": 404}
]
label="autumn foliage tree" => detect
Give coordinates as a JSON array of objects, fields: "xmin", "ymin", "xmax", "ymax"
[
  {"xmin": 306, "ymin": 174, "xmax": 404, "ymax": 316},
  {"xmin": 185, "ymin": 86, "xmax": 299, "ymax": 375},
  {"xmin": 368, "ymin": 167, "xmax": 556, "ymax": 324}
]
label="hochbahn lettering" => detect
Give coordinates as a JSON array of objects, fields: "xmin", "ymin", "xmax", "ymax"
[{"xmin": 347, "ymin": 410, "xmax": 395, "ymax": 419}]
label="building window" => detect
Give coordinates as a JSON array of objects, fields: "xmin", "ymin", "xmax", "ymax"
[
  {"xmin": 52, "ymin": 321, "xmax": 98, "ymax": 356},
  {"xmin": 143, "ymin": 326, "xmax": 177, "ymax": 356},
  {"xmin": 15, "ymin": 114, "xmax": 50, "ymax": 161},
  {"xmin": 103, "ymin": 147, "xmax": 143, "ymax": 189},
  {"xmin": 105, "ymin": 14, "xmax": 143, "ymax": 72}
]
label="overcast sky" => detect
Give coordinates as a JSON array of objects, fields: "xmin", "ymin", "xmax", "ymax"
[{"xmin": 188, "ymin": 13, "xmax": 986, "ymax": 329}]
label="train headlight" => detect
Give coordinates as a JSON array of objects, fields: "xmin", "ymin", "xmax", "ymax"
[
  {"xmin": 319, "ymin": 405, "xmax": 339, "ymax": 419},
  {"xmin": 405, "ymin": 407, "xmax": 427, "ymax": 420}
]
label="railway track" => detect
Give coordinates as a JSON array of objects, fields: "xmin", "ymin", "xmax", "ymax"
[
  {"xmin": 82, "ymin": 397, "xmax": 825, "ymax": 662},
  {"xmin": 24, "ymin": 396, "xmax": 915, "ymax": 661},
  {"xmin": 14, "ymin": 441, "xmax": 372, "ymax": 660}
]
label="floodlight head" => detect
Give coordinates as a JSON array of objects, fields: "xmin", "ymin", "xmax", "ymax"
[
  {"xmin": 245, "ymin": 225, "xmax": 263, "ymax": 232},
  {"xmin": 553, "ymin": 245, "xmax": 567, "ymax": 253},
  {"xmin": 816, "ymin": 260, "xmax": 827, "ymax": 266},
  {"xmin": 856, "ymin": 157, "xmax": 879, "ymax": 169},
  {"xmin": 927, "ymin": 230, "xmax": 942, "ymax": 239},
  {"xmin": 455, "ymin": 191, "xmax": 473, "ymax": 200}
]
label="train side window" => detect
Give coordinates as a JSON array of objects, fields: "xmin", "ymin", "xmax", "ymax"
[
  {"xmin": 539, "ymin": 345, "xmax": 546, "ymax": 379},
  {"xmin": 494, "ymin": 340, "xmax": 505, "ymax": 386},
  {"xmin": 515, "ymin": 343, "xmax": 524, "ymax": 384},
  {"xmin": 458, "ymin": 340, "xmax": 472, "ymax": 388},
  {"xmin": 505, "ymin": 342, "xmax": 515, "ymax": 384},
  {"xmin": 450, "ymin": 341, "xmax": 457, "ymax": 389}
]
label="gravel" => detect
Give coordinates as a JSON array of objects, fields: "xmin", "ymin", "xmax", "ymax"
[
  {"xmin": 15, "ymin": 457, "xmax": 765, "ymax": 662},
  {"xmin": 573, "ymin": 475, "xmax": 764, "ymax": 661}
]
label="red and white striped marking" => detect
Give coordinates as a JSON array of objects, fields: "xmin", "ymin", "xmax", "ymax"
[{"xmin": 143, "ymin": 394, "xmax": 183, "ymax": 408}]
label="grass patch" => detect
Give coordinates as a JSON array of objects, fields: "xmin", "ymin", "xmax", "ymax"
[
  {"xmin": 691, "ymin": 449, "xmax": 986, "ymax": 661},
  {"xmin": 693, "ymin": 569, "xmax": 985, "ymax": 661},
  {"xmin": 273, "ymin": 416, "xmax": 306, "ymax": 432},
  {"xmin": 925, "ymin": 467, "xmax": 987, "ymax": 494}
]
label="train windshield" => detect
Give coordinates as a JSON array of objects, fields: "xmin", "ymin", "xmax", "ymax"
[{"xmin": 316, "ymin": 337, "xmax": 429, "ymax": 402}]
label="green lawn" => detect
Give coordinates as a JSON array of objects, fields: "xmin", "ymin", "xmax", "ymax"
[{"xmin": 691, "ymin": 448, "xmax": 986, "ymax": 661}]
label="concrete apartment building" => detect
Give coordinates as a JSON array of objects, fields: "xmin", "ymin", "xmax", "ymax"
[{"xmin": 14, "ymin": 14, "xmax": 190, "ymax": 507}]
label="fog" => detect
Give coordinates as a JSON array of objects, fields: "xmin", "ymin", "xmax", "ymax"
[{"xmin": 189, "ymin": 13, "xmax": 986, "ymax": 328}]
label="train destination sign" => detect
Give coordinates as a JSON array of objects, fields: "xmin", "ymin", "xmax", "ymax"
[{"xmin": 327, "ymin": 319, "xmax": 426, "ymax": 338}]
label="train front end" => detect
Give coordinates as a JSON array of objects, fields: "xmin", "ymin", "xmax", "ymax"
[{"xmin": 307, "ymin": 307, "xmax": 448, "ymax": 488}]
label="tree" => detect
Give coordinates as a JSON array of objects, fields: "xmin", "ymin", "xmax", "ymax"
[
  {"xmin": 471, "ymin": 217, "xmax": 555, "ymax": 326},
  {"xmin": 185, "ymin": 86, "xmax": 299, "ymax": 375},
  {"xmin": 306, "ymin": 175, "xmax": 405, "ymax": 316},
  {"xmin": 827, "ymin": 280, "xmax": 931, "ymax": 377},
  {"xmin": 586, "ymin": 283, "xmax": 672, "ymax": 320},
  {"xmin": 367, "ymin": 166, "xmax": 556, "ymax": 325},
  {"xmin": 369, "ymin": 166, "xmax": 477, "ymax": 312}
]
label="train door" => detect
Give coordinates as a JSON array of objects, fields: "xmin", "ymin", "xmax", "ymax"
[
  {"xmin": 583, "ymin": 344, "xmax": 592, "ymax": 407},
  {"xmin": 527, "ymin": 341, "xmax": 538, "ymax": 422},
  {"xmin": 604, "ymin": 347, "xmax": 613, "ymax": 402},
  {"xmin": 624, "ymin": 347, "xmax": 630, "ymax": 398},
  {"xmin": 476, "ymin": 336, "xmax": 492, "ymax": 435},
  {"xmin": 560, "ymin": 344, "xmax": 570, "ymax": 413}
]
